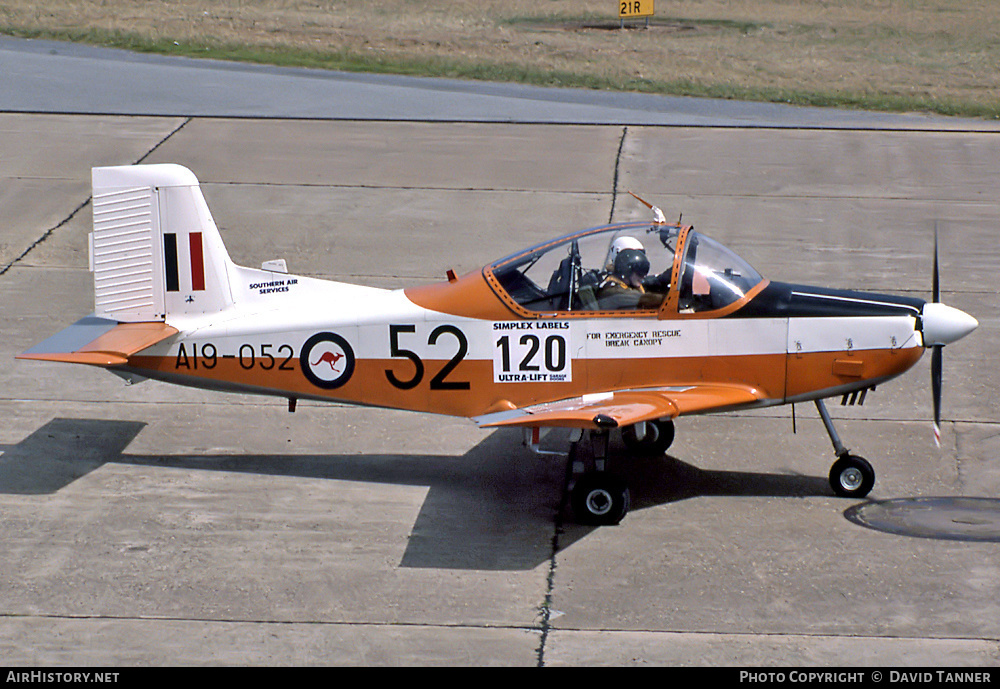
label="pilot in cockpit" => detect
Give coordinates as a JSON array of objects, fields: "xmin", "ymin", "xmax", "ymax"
[
  {"xmin": 596, "ymin": 236, "xmax": 672, "ymax": 309},
  {"xmin": 603, "ymin": 236, "xmax": 644, "ymax": 272},
  {"xmin": 597, "ymin": 248, "xmax": 663, "ymax": 310}
]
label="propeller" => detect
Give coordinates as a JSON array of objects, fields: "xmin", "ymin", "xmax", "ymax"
[
  {"xmin": 921, "ymin": 224, "xmax": 978, "ymax": 447},
  {"xmin": 932, "ymin": 226, "xmax": 942, "ymax": 446}
]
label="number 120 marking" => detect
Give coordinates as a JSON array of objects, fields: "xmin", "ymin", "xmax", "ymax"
[{"xmin": 494, "ymin": 334, "xmax": 571, "ymax": 382}]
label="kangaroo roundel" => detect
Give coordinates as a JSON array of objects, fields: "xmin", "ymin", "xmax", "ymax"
[{"xmin": 300, "ymin": 332, "xmax": 355, "ymax": 389}]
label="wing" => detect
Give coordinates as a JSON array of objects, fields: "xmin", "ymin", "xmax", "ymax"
[
  {"xmin": 17, "ymin": 316, "xmax": 178, "ymax": 367},
  {"xmin": 475, "ymin": 384, "xmax": 765, "ymax": 430}
]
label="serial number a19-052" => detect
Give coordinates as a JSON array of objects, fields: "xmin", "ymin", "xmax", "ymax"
[
  {"xmin": 174, "ymin": 342, "xmax": 296, "ymax": 371},
  {"xmin": 619, "ymin": 0, "xmax": 653, "ymax": 18}
]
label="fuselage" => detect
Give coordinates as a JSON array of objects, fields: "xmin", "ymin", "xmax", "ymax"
[{"xmin": 123, "ymin": 221, "xmax": 930, "ymax": 421}]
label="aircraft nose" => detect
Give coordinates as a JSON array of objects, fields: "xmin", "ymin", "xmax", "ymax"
[{"xmin": 921, "ymin": 302, "xmax": 979, "ymax": 346}]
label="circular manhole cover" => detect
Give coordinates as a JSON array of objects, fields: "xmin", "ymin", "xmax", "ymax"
[{"xmin": 845, "ymin": 497, "xmax": 1000, "ymax": 542}]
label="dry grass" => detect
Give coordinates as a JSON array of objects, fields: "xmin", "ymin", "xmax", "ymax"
[{"xmin": 3, "ymin": 1, "xmax": 999, "ymax": 117}]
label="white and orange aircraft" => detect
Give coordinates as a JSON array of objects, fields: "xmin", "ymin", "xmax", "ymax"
[{"xmin": 18, "ymin": 164, "xmax": 978, "ymax": 524}]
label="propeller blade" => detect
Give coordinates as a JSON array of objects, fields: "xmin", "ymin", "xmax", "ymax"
[
  {"xmin": 931, "ymin": 344, "xmax": 942, "ymax": 447},
  {"xmin": 931, "ymin": 224, "xmax": 941, "ymax": 446},
  {"xmin": 932, "ymin": 222, "xmax": 940, "ymax": 303}
]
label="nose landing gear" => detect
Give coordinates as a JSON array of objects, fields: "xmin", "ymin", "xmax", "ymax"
[{"xmin": 816, "ymin": 399, "xmax": 876, "ymax": 498}]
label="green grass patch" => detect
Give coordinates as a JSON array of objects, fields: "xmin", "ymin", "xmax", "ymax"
[{"xmin": 3, "ymin": 24, "xmax": 998, "ymax": 120}]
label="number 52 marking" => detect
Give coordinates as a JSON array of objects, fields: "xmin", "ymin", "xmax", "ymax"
[{"xmin": 385, "ymin": 324, "xmax": 470, "ymax": 390}]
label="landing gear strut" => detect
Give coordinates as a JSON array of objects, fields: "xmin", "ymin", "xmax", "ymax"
[
  {"xmin": 568, "ymin": 429, "xmax": 630, "ymax": 526},
  {"xmin": 815, "ymin": 399, "xmax": 875, "ymax": 498},
  {"xmin": 567, "ymin": 419, "xmax": 675, "ymax": 525}
]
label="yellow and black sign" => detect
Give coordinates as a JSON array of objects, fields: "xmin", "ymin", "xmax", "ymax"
[{"xmin": 618, "ymin": 0, "xmax": 654, "ymax": 18}]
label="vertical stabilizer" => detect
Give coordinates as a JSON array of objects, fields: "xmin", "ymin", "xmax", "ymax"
[{"xmin": 90, "ymin": 164, "xmax": 235, "ymax": 322}]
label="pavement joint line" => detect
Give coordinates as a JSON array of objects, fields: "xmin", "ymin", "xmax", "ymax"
[
  {"xmin": 135, "ymin": 116, "xmax": 192, "ymax": 165},
  {"xmin": 2, "ymin": 610, "xmax": 996, "ymax": 646},
  {"xmin": 0, "ymin": 196, "xmax": 91, "ymax": 277},
  {"xmin": 535, "ymin": 456, "xmax": 572, "ymax": 667},
  {"xmin": 608, "ymin": 125, "xmax": 629, "ymax": 224},
  {"xmin": 205, "ymin": 180, "xmax": 610, "ymax": 195},
  {"xmin": 0, "ymin": 610, "xmax": 544, "ymax": 633},
  {"xmin": 616, "ymin": 191, "xmax": 1000, "ymax": 205},
  {"xmin": 6, "ymin": 109, "xmax": 1000, "ymax": 133},
  {"xmin": 0, "ymin": 116, "xmax": 192, "ymax": 277},
  {"xmin": 546, "ymin": 628, "xmax": 1000, "ymax": 645}
]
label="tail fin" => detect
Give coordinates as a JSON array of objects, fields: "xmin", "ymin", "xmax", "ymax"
[{"xmin": 90, "ymin": 164, "xmax": 235, "ymax": 322}]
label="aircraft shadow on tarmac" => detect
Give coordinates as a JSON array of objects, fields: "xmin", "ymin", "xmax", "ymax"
[{"xmin": 2, "ymin": 417, "xmax": 849, "ymax": 571}]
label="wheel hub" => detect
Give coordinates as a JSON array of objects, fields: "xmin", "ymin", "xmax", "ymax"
[
  {"xmin": 840, "ymin": 467, "xmax": 864, "ymax": 491},
  {"xmin": 585, "ymin": 489, "xmax": 614, "ymax": 516}
]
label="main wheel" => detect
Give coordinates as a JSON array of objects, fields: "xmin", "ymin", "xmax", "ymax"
[
  {"xmin": 621, "ymin": 419, "xmax": 675, "ymax": 455},
  {"xmin": 829, "ymin": 454, "xmax": 875, "ymax": 498},
  {"xmin": 571, "ymin": 474, "xmax": 631, "ymax": 526}
]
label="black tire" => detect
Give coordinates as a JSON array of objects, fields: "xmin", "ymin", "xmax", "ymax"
[
  {"xmin": 829, "ymin": 454, "xmax": 875, "ymax": 498},
  {"xmin": 571, "ymin": 474, "xmax": 631, "ymax": 526},
  {"xmin": 621, "ymin": 419, "xmax": 675, "ymax": 455}
]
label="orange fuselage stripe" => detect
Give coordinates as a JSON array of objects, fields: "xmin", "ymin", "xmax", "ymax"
[{"xmin": 128, "ymin": 345, "xmax": 922, "ymax": 419}]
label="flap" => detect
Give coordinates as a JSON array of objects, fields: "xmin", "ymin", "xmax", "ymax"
[{"xmin": 475, "ymin": 384, "xmax": 763, "ymax": 430}]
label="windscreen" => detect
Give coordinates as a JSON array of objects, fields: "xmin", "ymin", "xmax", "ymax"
[{"xmin": 677, "ymin": 232, "xmax": 763, "ymax": 312}]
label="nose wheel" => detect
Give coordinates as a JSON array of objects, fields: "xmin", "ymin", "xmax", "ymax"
[
  {"xmin": 816, "ymin": 399, "xmax": 875, "ymax": 498},
  {"xmin": 829, "ymin": 453, "xmax": 875, "ymax": 498}
]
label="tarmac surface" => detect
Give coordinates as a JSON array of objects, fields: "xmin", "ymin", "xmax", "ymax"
[{"xmin": 1, "ymin": 38, "xmax": 999, "ymax": 666}]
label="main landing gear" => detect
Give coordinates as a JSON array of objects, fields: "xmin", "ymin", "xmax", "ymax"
[
  {"xmin": 815, "ymin": 399, "xmax": 875, "ymax": 498},
  {"xmin": 566, "ymin": 401, "xmax": 871, "ymax": 525},
  {"xmin": 569, "ymin": 419, "xmax": 675, "ymax": 525}
]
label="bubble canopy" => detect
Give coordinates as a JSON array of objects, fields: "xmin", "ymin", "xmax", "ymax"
[{"xmin": 485, "ymin": 222, "xmax": 764, "ymax": 317}]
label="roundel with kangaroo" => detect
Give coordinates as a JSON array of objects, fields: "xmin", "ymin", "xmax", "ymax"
[{"xmin": 300, "ymin": 332, "xmax": 355, "ymax": 389}]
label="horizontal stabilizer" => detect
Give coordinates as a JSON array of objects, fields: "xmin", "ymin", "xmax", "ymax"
[{"xmin": 17, "ymin": 316, "xmax": 177, "ymax": 367}]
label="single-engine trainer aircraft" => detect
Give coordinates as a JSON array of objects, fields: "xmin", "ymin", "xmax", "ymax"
[{"xmin": 18, "ymin": 165, "xmax": 978, "ymax": 524}]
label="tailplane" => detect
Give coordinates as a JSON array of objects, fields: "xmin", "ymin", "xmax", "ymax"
[
  {"xmin": 90, "ymin": 164, "xmax": 235, "ymax": 321},
  {"xmin": 20, "ymin": 165, "xmax": 236, "ymax": 368}
]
